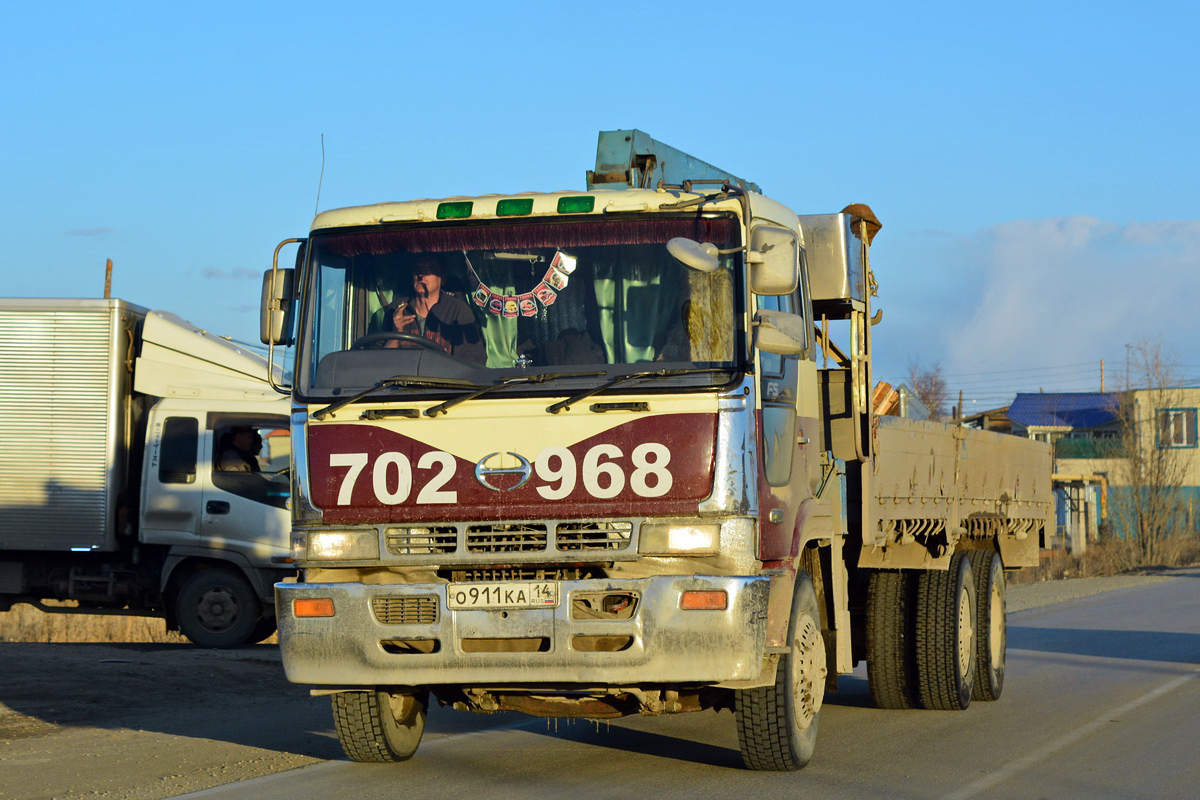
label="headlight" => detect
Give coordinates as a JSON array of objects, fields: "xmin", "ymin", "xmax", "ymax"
[
  {"xmin": 304, "ymin": 529, "xmax": 380, "ymax": 561},
  {"xmin": 638, "ymin": 522, "xmax": 720, "ymax": 555}
]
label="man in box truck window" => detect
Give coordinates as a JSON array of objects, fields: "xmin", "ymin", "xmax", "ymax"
[{"xmin": 217, "ymin": 426, "xmax": 261, "ymax": 472}]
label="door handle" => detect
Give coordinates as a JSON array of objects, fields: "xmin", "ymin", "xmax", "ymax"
[{"xmin": 206, "ymin": 500, "xmax": 231, "ymax": 515}]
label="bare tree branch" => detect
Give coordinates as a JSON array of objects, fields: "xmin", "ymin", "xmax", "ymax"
[
  {"xmin": 1107, "ymin": 339, "xmax": 1192, "ymax": 567},
  {"xmin": 907, "ymin": 359, "xmax": 947, "ymax": 420}
]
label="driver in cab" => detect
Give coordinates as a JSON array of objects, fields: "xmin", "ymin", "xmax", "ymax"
[{"xmin": 384, "ymin": 255, "xmax": 484, "ymax": 363}]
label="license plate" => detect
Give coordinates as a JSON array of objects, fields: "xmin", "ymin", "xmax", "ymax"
[{"xmin": 446, "ymin": 581, "xmax": 558, "ymax": 610}]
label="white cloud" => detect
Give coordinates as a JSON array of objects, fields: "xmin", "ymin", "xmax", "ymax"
[{"xmin": 941, "ymin": 216, "xmax": 1200, "ymax": 378}]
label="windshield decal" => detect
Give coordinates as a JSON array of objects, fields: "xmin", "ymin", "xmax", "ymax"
[{"xmin": 468, "ymin": 249, "xmax": 577, "ymax": 318}]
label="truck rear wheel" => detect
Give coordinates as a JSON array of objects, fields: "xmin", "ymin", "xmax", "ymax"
[
  {"xmin": 968, "ymin": 549, "xmax": 1006, "ymax": 701},
  {"xmin": 915, "ymin": 552, "xmax": 975, "ymax": 710},
  {"xmin": 866, "ymin": 570, "xmax": 918, "ymax": 709},
  {"xmin": 332, "ymin": 690, "xmax": 428, "ymax": 763},
  {"xmin": 735, "ymin": 569, "xmax": 826, "ymax": 771},
  {"xmin": 175, "ymin": 568, "xmax": 261, "ymax": 648}
]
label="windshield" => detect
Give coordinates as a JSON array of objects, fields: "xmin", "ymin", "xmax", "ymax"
[{"xmin": 296, "ymin": 214, "xmax": 743, "ymax": 396}]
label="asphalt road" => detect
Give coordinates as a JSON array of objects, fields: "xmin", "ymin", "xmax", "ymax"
[
  {"xmin": 3, "ymin": 569, "xmax": 1198, "ymax": 800},
  {"xmin": 195, "ymin": 569, "xmax": 1200, "ymax": 800}
]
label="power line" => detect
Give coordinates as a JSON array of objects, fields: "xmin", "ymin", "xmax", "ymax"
[{"xmin": 941, "ymin": 361, "xmax": 1098, "ymax": 379}]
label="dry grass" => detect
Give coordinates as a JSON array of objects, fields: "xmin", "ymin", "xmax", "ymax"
[
  {"xmin": 0, "ymin": 601, "xmax": 188, "ymax": 644},
  {"xmin": 1010, "ymin": 532, "xmax": 1200, "ymax": 584}
]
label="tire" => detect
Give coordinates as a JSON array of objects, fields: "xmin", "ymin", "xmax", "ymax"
[
  {"xmin": 175, "ymin": 569, "xmax": 262, "ymax": 649},
  {"xmin": 968, "ymin": 549, "xmax": 1006, "ymax": 701},
  {"xmin": 735, "ymin": 569, "xmax": 827, "ymax": 771},
  {"xmin": 332, "ymin": 690, "xmax": 428, "ymax": 763},
  {"xmin": 915, "ymin": 552, "xmax": 976, "ymax": 710},
  {"xmin": 248, "ymin": 615, "xmax": 278, "ymax": 644},
  {"xmin": 866, "ymin": 570, "xmax": 919, "ymax": 709}
]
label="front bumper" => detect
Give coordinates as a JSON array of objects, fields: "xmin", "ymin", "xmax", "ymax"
[{"xmin": 276, "ymin": 575, "xmax": 770, "ymax": 687}]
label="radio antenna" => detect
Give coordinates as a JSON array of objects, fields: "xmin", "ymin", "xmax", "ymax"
[{"xmin": 314, "ymin": 133, "xmax": 326, "ymax": 215}]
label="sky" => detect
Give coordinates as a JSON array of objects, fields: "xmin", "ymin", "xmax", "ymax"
[{"xmin": 3, "ymin": 1, "xmax": 1198, "ymax": 410}]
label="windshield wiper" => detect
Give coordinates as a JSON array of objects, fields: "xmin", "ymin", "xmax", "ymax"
[
  {"xmin": 425, "ymin": 371, "xmax": 605, "ymax": 417},
  {"xmin": 312, "ymin": 376, "xmax": 477, "ymax": 420},
  {"xmin": 545, "ymin": 368, "xmax": 736, "ymax": 414}
]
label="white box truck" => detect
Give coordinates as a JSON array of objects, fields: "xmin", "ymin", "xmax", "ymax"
[{"xmin": 0, "ymin": 298, "xmax": 293, "ymax": 647}]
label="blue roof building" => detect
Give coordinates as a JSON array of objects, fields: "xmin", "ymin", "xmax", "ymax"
[{"xmin": 1007, "ymin": 392, "xmax": 1120, "ymax": 441}]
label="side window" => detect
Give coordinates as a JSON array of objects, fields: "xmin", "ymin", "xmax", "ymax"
[
  {"xmin": 211, "ymin": 418, "xmax": 291, "ymax": 509},
  {"xmin": 797, "ymin": 249, "xmax": 813, "ymax": 357},
  {"xmin": 159, "ymin": 417, "xmax": 198, "ymax": 484},
  {"xmin": 756, "ymin": 293, "xmax": 795, "ymax": 377},
  {"xmin": 1158, "ymin": 408, "xmax": 1198, "ymax": 448},
  {"xmin": 757, "ymin": 291, "xmax": 799, "ymax": 487}
]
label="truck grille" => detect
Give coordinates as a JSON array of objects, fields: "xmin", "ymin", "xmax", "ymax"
[
  {"xmin": 444, "ymin": 566, "xmax": 604, "ymax": 583},
  {"xmin": 382, "ymin": 519, "xmax": 637, "ymax": 560},
  {"xmin": 467, "ymin": 523, "xmax": 547, "ymax": 553},
  {"xmin": 555, "ymin": 521, "xmax": 633, "ymax": 551},
  {"xmin": 385, "ymin": 526, "xmax": 457, "ymax": 555},
  {"xmin": 371, "ymin": 595, "xmax": 438, "ymax": 625}
]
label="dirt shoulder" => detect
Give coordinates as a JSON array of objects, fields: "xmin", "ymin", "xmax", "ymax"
[
  {"xmin": 1, "ymin": 570, "xmax": 1190, "ymax": 800},
  {"xmin": 0, "ymin": 642, "xmax": 341, "ymax": 800}
]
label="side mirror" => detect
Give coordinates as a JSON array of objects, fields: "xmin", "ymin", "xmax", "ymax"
[
  {"xmin": 261, "ymin": 238, "xmax": 303, "ymax": 345},
  {"xmin": 260, "ymin": 267, "xmax": 296, "ymax": 345},
  {"xmin": 666, "ymin": 238, "xmax": 720, "ymax": 273},
  {"xmin": 754, "ymin": 309, "xmax": 808, "ymax": 356},
  {"xmin": 749, "ymin": 225, "xmax": 798, "ymax": 295}
]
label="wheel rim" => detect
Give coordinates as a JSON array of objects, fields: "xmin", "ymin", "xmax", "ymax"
[
  {"xmin": 957, "ymin": 582, "xmax": 974, "ymax": 678},
  {"xmin": 791, "ymin": 611, "xmax": 827, "ymax": 731},
  {"xmin": 196, "ymin": 586, "xmax": 239, "ymax": 632},
  {"xmin": 989, "ymin": 574, "xmax": 1004, "ymax": 664}
]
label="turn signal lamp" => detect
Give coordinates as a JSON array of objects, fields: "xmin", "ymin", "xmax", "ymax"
[
  {"xmin": 556, "ymin": 195, "xmax": 595, "ymax": 213},
  {"xmin": 293, "ymin": 598, "xmax": 335, "ymax": 617},
  {"xmin": 436, "ymin": 201, "xmax": 473, "ymax": 219},
  {"xmin": 680, "ymin": 590, "xmax": 727, "ymax": 610}
]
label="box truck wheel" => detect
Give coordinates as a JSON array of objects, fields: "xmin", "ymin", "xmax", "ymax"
[
  {"xmin": 967, "ymin": 549, "xmax": 1006, "ymax": 701},
  {"xmin": 866, "ymin": 570, "xmax": 919, "ymax": 709},
  {"xmin": 915, "ymin": 552, "xmax": 976, "ymax": 710},
  {"xmin": 734, "ymin": 569, "xmax": 826, "ymax": 771},
  {"xmin": 332, "ymin": 690, "xmax": 428, "ymax": 763},
  {"xmin": 175, "ymin": 568, "xmax": 262, "ymax": 648},
  {"xmin": 248, "ymin": 615, "xmax": 278, "ymax": 644}
]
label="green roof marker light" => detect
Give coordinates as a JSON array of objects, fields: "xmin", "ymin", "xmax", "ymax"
[
  {"xmin": 436, "ymin": 201, "xmax": 473, "ymax": 219},
  {"xmin": 496, "ymin": 198, "xmax": 534, "ymax": 217},
  {"xmin": 556, "ymin": 196, "xmax": 595, "ymax": 214}
]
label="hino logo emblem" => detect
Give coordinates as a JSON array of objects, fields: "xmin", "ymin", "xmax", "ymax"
[{"xmin": 474, "ymin": 451, "xmax": 531, "ymax": 492}]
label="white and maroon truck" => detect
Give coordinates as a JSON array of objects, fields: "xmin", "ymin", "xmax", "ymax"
[{"xmin": 262, "ymin": 130, "xmax": 1052, "ymax": 768}]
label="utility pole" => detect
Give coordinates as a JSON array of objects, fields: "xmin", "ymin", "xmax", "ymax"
[
  {"xmin": 1100, "ymin": 359, "xmax": 1105, "ymax": 392},
  {"xmin": 103, "ymin": 259, "xmax": 113, "ymax": 299}
]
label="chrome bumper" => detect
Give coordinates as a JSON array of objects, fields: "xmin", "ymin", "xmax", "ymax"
[{"xmin": 276, "ymin": 575, "xmax": 770, "ymax": 687}]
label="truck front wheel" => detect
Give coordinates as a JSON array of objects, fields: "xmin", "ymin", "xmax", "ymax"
[
  {"xmin": 332, "ymin": 690, "xmax": 428, "ymax": 763},
  {"xmin": 735, "ymin": 569, "xmax": 827, "ymax": 771},
  {"xmin": 175, "ymin": 568, "xmax": 262, "ymax": 648}
]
